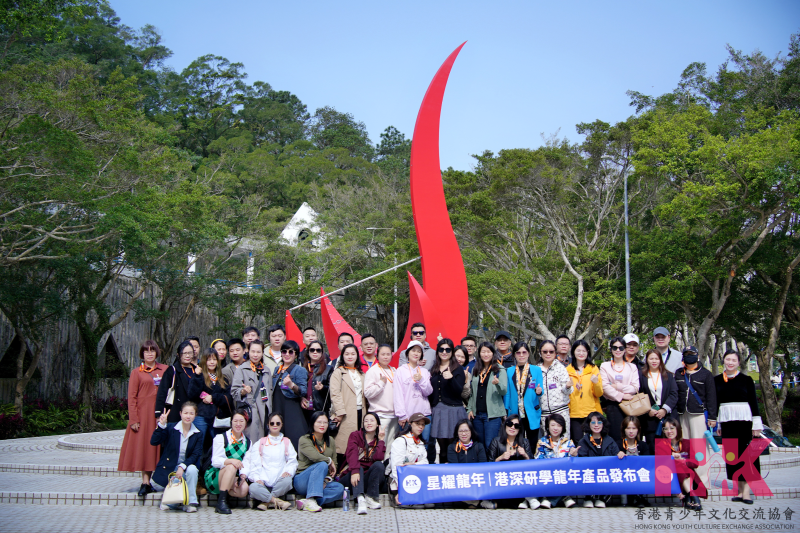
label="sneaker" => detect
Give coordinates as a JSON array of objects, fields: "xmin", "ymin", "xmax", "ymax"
[
  {"xmin": 183, "ymin": 505, "xmax": 197, "ymax": 513},
  {"xmin": 365, "ymin": 495, "xmax": 382, "ymax": 509},
  {"xmin": 159, "ymin": 502, "xmax": 172, "ymax": 511},
  {"xmin": 480, "ymin": 500, "xmax": 496, "ymax": 510},
  {"xmin": 593, "ymin": 499, "xmax": 605, "ymax": 508},
  {"xmin": 526, "ymin": 497, "xmax": 540, "ymax": 510},
  {"xmin": 357, "ymin": 495, "xmax": 368, "ymax": 515},
  {"xmin": 583, "ymin": 499, "xmax": 594, "ymax": 508},
  {"xmin": 518, "ymin": 500, "xmax": 529, "ymax": 509},
  {"xmin": 563, "ymin": 497, "xmax": 576, "ymax": 508},
  {"xmin": 297, "ymin": 498, "xmax": 322, "ymax": 512},
  {"xmin": 539, "ymin": 499, "xmax": 552, "ymax": 509}
]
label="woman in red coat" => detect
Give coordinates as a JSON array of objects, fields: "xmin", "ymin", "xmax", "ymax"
[{"xmin": 118, "ymin": 340, "xmax": 168, "ymax": 497}]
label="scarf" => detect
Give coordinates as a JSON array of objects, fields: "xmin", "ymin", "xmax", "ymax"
[
  {"xmin": 455, "ymin": 440, "xmax": 473, "ymax": 453},
  {"xmin": 250, "ymin": 360, "xmax": 264, "ymax": 374},
  {"xmin": 515, "ymin": 364, "xmax": 529, "ymax": 418}
]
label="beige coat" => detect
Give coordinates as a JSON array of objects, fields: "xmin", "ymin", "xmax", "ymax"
[{"xmin": 329, "ymin": 367, "xmax": 369, "ymax": 453}]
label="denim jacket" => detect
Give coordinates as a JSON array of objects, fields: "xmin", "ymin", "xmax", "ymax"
[{"xmin": 271, "ymin": 363, "xmax": 308, "ymax": 400}]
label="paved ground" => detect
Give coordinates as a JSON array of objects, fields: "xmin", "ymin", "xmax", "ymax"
[
  {"xmin": 0, "ymin": 430, "xmax": 798, "ymax": 532},
  {"xmin": 0, "ymin": 501, "xmax": 798, "ymax": 533}
]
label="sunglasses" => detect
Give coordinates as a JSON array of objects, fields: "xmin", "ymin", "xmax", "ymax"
[
  {"xmin": 505, "ymin": 421, "xmax": 521, "ymax": 429},
  {"xmin": 590, "ymin": 420, "xmax": 603, "ymax": 425},
  {"xmin": 514, "ymin": 350, "xmax": 529, "ymax": 355},
  {"xmin": 308, "ymin": 348, "xmax": 322, "ymax": 353},
  {"xmin": 611, "ymin": 346, "xmax": 625, "ymax": 351},
  {"xmin": 281, "ymin": 349, "xmax": 296, "ymax": 355},
  {"xmin": 541, "ymin": 350, "xmax": 555, "ymax": 355},
  {"xmin": 438, "ymin": 347, "xmax": 452, "ymax": 353},
  {"xmin": 269, "ymin": 421, "xmax": 282, "ymax": 426},
  {"xmin": 411, "ymin": 330, "xmax": 426, "ymax": 336}
]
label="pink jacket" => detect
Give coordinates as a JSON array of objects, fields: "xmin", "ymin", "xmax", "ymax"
[
  {"xmin": 363, "ymin": 364, "xmax": 396, "ymax": 417},
  {"xmin": 600, "ymin": 361, "xmax": 640, "ymax": 402},
  {"xmin": 393, "ymin": 364, "xmax": 433, "ymax": 421}
]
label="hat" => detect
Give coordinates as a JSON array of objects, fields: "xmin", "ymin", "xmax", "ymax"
[
  {"xmin": 682, "ymin": 345, "xmax": 698, "ymax": 356},
  {"xmin": 623, "ymin": 333, "xmax": 640, "ymax": 344},
  {"xmin": 495, "ymin": 330, "xmax": 512, "ymax": 341},
  {"xmin": 653, "ymin": 327, "xmax": 670, "ymax": 337},
  {"xmin": 405, "ymin": 340, "xmax": 425, "ymax": 352},
  {"xmin": 408, "ymin": 413, "xmax": 431, "ymax": 425}
]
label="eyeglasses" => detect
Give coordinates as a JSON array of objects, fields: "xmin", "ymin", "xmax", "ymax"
[
  {"xmin": 611, "ymin": 346, "xmax": 625, "ymax": 351},
  {"xmin": 308, "ymin": 348, "xmax": 322, "ymax": 353},
  {"xmin": 541, "ymin": 350, "xmax": 555, "ymax": 355},
  {"xmin": 281, "ymin": 349, "xmax": 296, "ymax": 355},
  {"xmin": 411, "ymin": 330, "xmax": 426, "ymax": 336},
  {"xmin": 505, "ymin": 421, "xmax": 521, "ymax": 429},
  {"xmin": 457, "ymin": 428, "xmax": 471, "ymax": 433},
  {"xmin": 269, "ymin": 421, "xmax": 282, "ymax": 427},
  {"xmin": 590, "ymin": 420, "xmax": 603, "ymax": 425},
  {"xmin": 514, "ymin": 351, "xmax": 529, "ymax": 355},
  {"xmin": 438, "ymin": 347, "xmax": 452, "ymax": 353}
]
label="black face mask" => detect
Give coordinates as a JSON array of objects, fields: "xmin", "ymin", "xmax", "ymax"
[{"xmin": 683, "ymin": 354, "xmax": 698, "ymax": 365}]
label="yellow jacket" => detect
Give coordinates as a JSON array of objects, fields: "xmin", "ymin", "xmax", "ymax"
[{"xmin": 566, "ymin": 364, "xmax": 603, "ymax": 418}]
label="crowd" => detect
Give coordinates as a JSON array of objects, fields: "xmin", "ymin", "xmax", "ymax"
[{"xmin": 118, "ymin": 324, "xmax": 763, "ymax": 514}]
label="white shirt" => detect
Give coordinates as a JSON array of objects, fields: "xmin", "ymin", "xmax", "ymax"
[
  {"xmin": 349, "ymin": 370, "xmax": 363, "ymax": 409},
  {"xmin": 241, "ymin": 433, "xmax": 298, "ymax": 487},
  {"xmin": 210, "ymin": 429, "xmax": 249, "ymax": 470}
]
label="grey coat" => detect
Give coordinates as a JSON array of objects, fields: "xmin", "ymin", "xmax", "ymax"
[{"xmin": 231, "ymin": 364, "xmax": 273, "ymax": 443}]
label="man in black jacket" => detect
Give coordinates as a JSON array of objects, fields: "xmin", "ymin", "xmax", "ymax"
[{"xmin": 674, "ymin": 346, "xmax": 717, "ymax": 490}]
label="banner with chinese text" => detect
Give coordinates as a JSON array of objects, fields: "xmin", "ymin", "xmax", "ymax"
[{"xmin": 397, "ymin": 456, "xmax": 680, "ymax": 504}]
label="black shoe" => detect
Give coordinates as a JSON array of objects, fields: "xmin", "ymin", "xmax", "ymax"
[
  {"xmin": 138, "ymin": 483, "xmax": 154, "ymax": 497},
  {"xmin": 216, "ymin": 491, "xmax": 232, "ymax": 515}
]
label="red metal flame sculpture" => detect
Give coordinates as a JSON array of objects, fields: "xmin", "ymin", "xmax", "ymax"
[
  {"xmin": 287, "ymin": 43, "xmax": 470, "ymax": 367},
  {"xmin": 284, "ymin": 310, "xmax": 305, "ymax": 351}
]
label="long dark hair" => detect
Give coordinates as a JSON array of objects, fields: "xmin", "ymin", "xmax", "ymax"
[
  {"xmin": 499, "ymin": 414, "xmax": 525, "ymax": 447},
  {"xmin": 302, "ymin": 340, "xmax": 329, "ymax": 377},
  {"xmin": 308, "ymin": 411, "xmax": 331, "ymax": 441},
  {"xmin": 643, "ymin": 348, "xmax": 668, "ymax": 379},
  {"xmin": 432, "ymin": 338, "xmax": 459, "ymax": 375},
  {"xmin": 570, "ymin": 339, "xmax": 594, "ymax": 369},
  {"xmin": 473, "ymin": 342, "xmax": 501, "ymax": 374},
  {"xmin": 337, "ymin": 343, "xmax": 364, "ymax": 373},
  {"xmin": 609, "ymin": 336, "xmax": 626, "ymax": 360},
  {"xmin": 361, "ymin": 412, "xmax": 381, "ymax": 445},
  {"xmin": 511, "ymin": 341, "xmax": 534, "ymax": 365}
]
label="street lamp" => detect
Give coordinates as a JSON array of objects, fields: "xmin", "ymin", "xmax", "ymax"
[{"xmin": 367, "ymin": 227, "xmax": 398, "ymax": 351}]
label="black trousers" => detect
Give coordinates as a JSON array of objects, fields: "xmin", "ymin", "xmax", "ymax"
[
  {"xmin": 570, "ymin": 417, "xmax": 586, "ymax": 444},
  {"xmin": 604, "ymin": 402, "xmax": 625, "ymax": 449},
  {"xmin": 341, "ymin": 462, "xmax": 385, "ymax": 499},
  {"xmin": 721, "ymin": 420, "xmax": 761, "ymax": 481}
]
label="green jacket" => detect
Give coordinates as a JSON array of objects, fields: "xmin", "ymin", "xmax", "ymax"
[
  {"xmin": 297, "ymin": 434, "xmax": 337, "ymax": 474},
  {"xmin": 467, "ymin": 368, "xmax": 508, "ymax": 419}
]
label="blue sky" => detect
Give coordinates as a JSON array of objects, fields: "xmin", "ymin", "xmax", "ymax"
[{"xmin": 112, "ymin": 0, "xmax": 798, "ymax": 171}]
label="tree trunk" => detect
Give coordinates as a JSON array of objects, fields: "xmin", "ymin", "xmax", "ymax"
[{"xmin": 13, "ymin": 331, "xmax": 42, "ymax": 416}]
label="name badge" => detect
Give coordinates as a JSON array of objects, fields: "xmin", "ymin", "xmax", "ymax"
[
  {"xmin": 615, "ymin": 375, "xmax": 624, "ymax": 381},
  {"xmin": 260, "ymin": 387, "xmax": 269, "ymax": 401},
  {"xmin": 528, "ymin": 381, "xmax": 536, "ymax": 389},
  {"xmin": 152, "ymin": 376, "xmax": 161, "ymax": 386},
  {"xmin": 548, "ymin": 383, "xmax": 557, "ymax": 390}
]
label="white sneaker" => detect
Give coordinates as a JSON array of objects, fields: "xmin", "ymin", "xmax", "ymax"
[
  {"xmin": 183, "ymin": 505, "xmax": 197, "ymax": 513},
  {"xmin": 297, "ymin": 498, "xmax": 322, "ymax": 512},
  {"xmin": 518, "ymin": 500, "xmax": 529, "ymax": 509},
  {"xmin": 526, "ymin": 497, "xmax": 540, "ymax": 510},
  {"xmin": 357, "ymin": 495, "xmax": 368, "ymax": 515},
  {"xmin": 539, "ymin": 499, "xmax": 552, "ymax": 509},
  {"xmin": 159, "ymin": 502, "xmax": 171, "ymax": 511},
  {"xmin": 563, "ymin": 497, "xmax": 576, "ymax": 508},
  {"xmin": 365, "ymin": 495, "xmax": 382, "ymax": 509},
  {"xmin": 583, "ymin": 499, "xmax": 594, "ymax": 508},
  {"xmin": 593, "ymin": 499, "xmax": 605, "ymax": 508},
  {"xmin": 480, "ymin": 500, "xmax": 496, "ymax": 509}
]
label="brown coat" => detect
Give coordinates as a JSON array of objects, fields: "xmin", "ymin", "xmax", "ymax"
[
  {"xmin": 118, "ymin": 363, "xmax": 168, "ymax": 472},
  {"xmin": 329, "ymin": 367, "xmax": 369, "ymax": 453}
]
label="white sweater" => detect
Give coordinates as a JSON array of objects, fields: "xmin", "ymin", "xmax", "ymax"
[{"xmin": 241, "ymin": 433, "xmax": 298, "ymax": 487}]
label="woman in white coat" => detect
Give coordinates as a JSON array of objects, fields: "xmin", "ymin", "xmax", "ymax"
[{"xmin": 241, "ymin": 412, "xmax": 297, "ymax": 511}]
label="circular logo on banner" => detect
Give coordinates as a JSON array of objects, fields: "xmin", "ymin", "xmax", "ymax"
[
  {"xmin": 402, "ymin": 475, "xmax": 422, "ymax": 494},
  {"xmin": 655, "ymin": 465, "xmax": 673, "ymax": 483}
]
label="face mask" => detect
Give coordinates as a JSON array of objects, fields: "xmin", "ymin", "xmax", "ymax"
[{"xmin": 683, "ymin": 354, "xmax": 698, "ymax": 365}]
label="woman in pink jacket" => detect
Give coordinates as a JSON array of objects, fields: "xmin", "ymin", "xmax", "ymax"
[
  {"xmin": 599, "ymin": 336, "xmax": 641, "ymax": 448},
  {"xmin": 393, "ymin": 341, "xmax": 433, "ymax": 443}
]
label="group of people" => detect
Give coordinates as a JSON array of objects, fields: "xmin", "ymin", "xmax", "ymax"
[{"xmin": 117, "ymin": 323, "xmax": 763, "ymax": 514}]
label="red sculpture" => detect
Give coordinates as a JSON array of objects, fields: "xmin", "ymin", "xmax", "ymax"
[
  {"xmin": 286, "ymin": 43, "xmax": 470, "ymax": 367},
  {"xmin": 284, "ymin": 309, "xmax": 305, "ymax": 350}
]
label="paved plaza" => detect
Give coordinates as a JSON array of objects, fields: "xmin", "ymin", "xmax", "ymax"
[{"xmin": 0, "ymin": 431, "xmax": 798, "ymax": 532}]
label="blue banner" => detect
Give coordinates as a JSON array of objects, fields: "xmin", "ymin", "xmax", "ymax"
[{"xmin": 397, "ymin": 456, "xmax": 679, "ymax": 504}]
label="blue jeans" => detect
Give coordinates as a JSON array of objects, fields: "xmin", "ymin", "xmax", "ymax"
[
  {"xmin": 473, "ymin": 412, "xmax": 502, "ymax": 446},
  {"xmin": 192, "ymin": 416, "xmax": 211, "ymax": 443},
  {"xmin": 293, "ymin": 462, "xmax": 344, "ymax": 505}
]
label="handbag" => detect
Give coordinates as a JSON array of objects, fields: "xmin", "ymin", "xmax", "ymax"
[
  {"xmin": 165, "ymin": 367, "xmax": 176, "ymax": 407},
  {"xmin": 161, "ymin": 472, "xmax": 188, "ymax": 505},
  {"xmin": 324, "ymin": 382, "xmax": 340, "ymax": 436},
  {"xmin": 214, "ymin": 395, "xmax": 234, "ymax": 429},
  {"xmin": 619, "ymin": 392, "xmax": 651, "ymax": 416}
]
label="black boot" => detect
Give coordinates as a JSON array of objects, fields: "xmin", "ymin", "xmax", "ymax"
[
  {"xmin": 138, "ymin": 483, "xmax": 154, "ymax": 497},
  {"xmin": 216, "ymin": 490, "xmax": 232, "ymax": 514}
]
